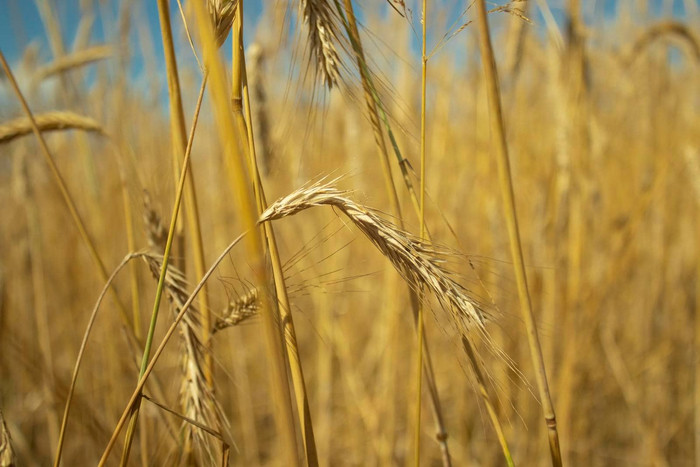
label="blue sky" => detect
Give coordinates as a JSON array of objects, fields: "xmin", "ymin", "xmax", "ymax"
[
  {"xmin": 0, "ymin": 0, "xmax": 692, "ymax": 64},
  {"xmin": 0, "ymin": 0, "xmax": 692, "ymax": 105}
]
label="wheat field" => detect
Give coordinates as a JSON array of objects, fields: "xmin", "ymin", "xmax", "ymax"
[{"xmin": 0, "ymin": 0, "xmax": 699, "ymax": 466}]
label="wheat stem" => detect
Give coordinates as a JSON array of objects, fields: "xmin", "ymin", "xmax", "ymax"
[
  {"xmin": 473, "ymin": 2, "xmax": 562, "ymax": 465},
  {"xmin": 336, "ymin": 5, "xmax": 454, "ymax": 463},
  {"xmin": 54, "ymin": 253, "xmax": 137, "ymax": 467},
  {"xmin": 156, "ymin": 0, "xmax": 214, "ymax": 396},
  {"xmin": 235, "ymin": 2, "xmax": 319, "ymax": 462},
  {"xmin": 414, "ymin": 0, "xmax": 428, "ymax": 463},
  {"xmin": 193, "ymin": 1, "xmax": 300, "ymax": 463},
  {"xmin": 119, "ymin": 70, "xmax": 207, "ymax": 467}
]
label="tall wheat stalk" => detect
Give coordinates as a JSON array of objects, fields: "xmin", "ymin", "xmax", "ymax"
[
  {"xmin": 118, "ymin": 60, "xmax": 208, "ymax": 467},
  {"xmin": 147, "ymin": 4, "xmax": 215, "ymax": 462},
  {"xmin": 191, "ymin": 1, "xmax": 301, "ymax": 464},
  {"xmin": 336, "ymin": 4, "xmax": 454, "ymax": 464},
  {"xmin": 555, "ymin": 1, "xmax": 589, "ymax": 462},
  {"xmin": 414, "ymin": 0, "xmax": 429, "ymax": 463},
  {"xmin": 233, "ymin": 1, "xmax": 318, "ymax": 463},
  {"xmin": 473, "ymin": 1, "xmax": 562, "ymax": 465},
  {"xmin": 154, "ymin": 0, "xmax": 213, "ymax": 388}
]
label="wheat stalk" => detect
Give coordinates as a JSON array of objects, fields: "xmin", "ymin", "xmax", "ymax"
[
  {"xmin": 474, "ymin": 0, "xmax": 561, "ymax": 464},
  {"xmin": 260, "ymin": 180, "xmax": 487, "ymax": 334}
]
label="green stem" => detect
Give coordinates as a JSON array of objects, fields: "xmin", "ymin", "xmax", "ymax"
[{"xmin": 119, "ymin": 74, "xmax": 208, "ymax": 466}]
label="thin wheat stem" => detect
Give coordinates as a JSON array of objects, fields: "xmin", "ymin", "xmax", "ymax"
[
  {"xmin": 415, "ymin": 0, "xmax": 428, "ymax": 464},
  {"xmin": 336, "ymin": 5, "xmax": 453, "ymax": 464},
  {"xmin": 473, "ymin": 2, "xmax": 562, "ymax": 465},
  {"xmin": 54, "ymin": 253, "xmax": 137, "ymax": 467},
  {"xmin": 119, "ymin": 71, "xmax": 207, "ymax": 466},
  {"xmin": 461, "ymin": 337, "xmax": 514, "ymax": 467},
  {"xmin": 236, "ymin": 2, "xmax": 319, "ymax": 462},
  {"xmin": 192, "ymin": 1, "xmax": 300, "ymax": 463},
  {"xmin": 155, "ymin": 0, "xmax": 214, "ymax": 393}
]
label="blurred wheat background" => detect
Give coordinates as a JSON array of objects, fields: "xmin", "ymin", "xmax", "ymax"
[{"xmin": 0, "ymin": 0, "xmax": 699, "ymax": 465}]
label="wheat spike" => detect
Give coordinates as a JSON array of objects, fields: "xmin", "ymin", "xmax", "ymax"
[
  {"xmin": 0, "ymin": 410, "xmax": 16, "ymax": 467},
  {"xmin": 0, "ymin": 111, "xmax": 105, "ymax": 145},
  {"xmin": 32, "ymin": 45, "xmax": 113, "ymax": 82},
  {"xmin": 214, "ymin": 287, "xmax": 259, "ymax": 332},
  {"xmin": 141, "ymin": 253, "xmax": 225, "ymax": 463},
  {"xmin": 142, "ymin": 191, "xmax": 168, "ymax": 252},
  {"xmin": 141, "ymin": 198, "xmax": 225, "ymax": 462},
  {"xmin": 205, "ymin": 0, "xmax": 238, "ymax": 47},
  {"xmin": 260, "ymin": 180, "xmax": 486, "ymax": 333},
  {"xmin": 300, "ymin": 0, "xmax": 342, "ymax": 88}
]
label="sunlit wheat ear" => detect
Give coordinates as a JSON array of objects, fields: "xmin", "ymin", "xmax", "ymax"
[
  {"xmin": 205, "ymin": 0, "xmax": 237, "ymax": 47},
  {"xmin": 143, "ymin": 191, "xmax": 168, "ymax": 252},
  {"xmin": 0, "ymin": 111, "xmax": 105, "ymax": 144},
  {"xmin": 0, "ymin": 410, "xmax": 16, "ymax": 467},
  {"xmin": 300, "ymin": 0, "xmax": 342, "ymax": 88},
  {"xmin": 260, "ymin": 180, "xmax": 487, "ymax": 333},
  {"xmin": 141, "ymin": 198, "xmax": 225, "ymax": 461},
  {"xmin": 247, "ymin": 44, "xmax": 274, "ymax": 175},
  {"xmin": 213, "ymin": 287, "xmax": 259, "ymax": 333},
  {"xmin": 142, "ymin": 253, "xmax": 226, "ymax": 463}
]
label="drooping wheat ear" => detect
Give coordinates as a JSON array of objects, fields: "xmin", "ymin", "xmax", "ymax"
[
  {"xmin": 0, "ymin": 111, "xmax": 105, "ymax": 144},
  {"xmin": 32, "ymin": 44, "xmax": 113, "ymax": 82},
  {"xmin": 142, "ymin": 191, "xmax": 168, "ymax": 252},
  {"xmin": 300, "ymin": 0, "xmax": 342, "ymax": 88},
  {"xmin": 247, "ymin": 43, "xmax": 274, "ymax": 175},
  {"xmin": 260, "ymin": 180, "xmax": 487, "ymax": 333},
  {"xmin": 213, "ymin": 287, "xmax": 259, "ymax": 333},
  {"xmin": 625, "ymin": 20, "xmax": 700, "ymax": 66},
  {"xmin": 205, "ymin": 0, "xmax": 238, "ymax": 47},
  {"xmin": 0, "ymin": 410, "xmax": 16, "ymax": 467},
  {"xmin": 142, "ymin": 253, "xmax": 226, "ymax": 463}
]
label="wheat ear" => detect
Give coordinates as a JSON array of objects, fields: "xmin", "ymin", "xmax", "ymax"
[
  {"xmin": 300, "ymin": 0, "xmax": 342, "ymax": 88},
  {"xmin": 260, "ymin": 180, "xmax": 487, "ymax": 334},
  {"xmin": 0, "ymin": 410, "xmax": 16, "ymax": 467},
  {"xmin": 142, "ymin": 253, "xmax": 226, "ymax": 463},
  {"xmin": 0, "ymin": 111, "xmax": 105, "ymax": 144}
]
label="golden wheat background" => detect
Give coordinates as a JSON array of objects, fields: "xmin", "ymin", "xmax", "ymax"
[{"xmin": 1, "ymin": 0, "xmax": 699, "ymax": 465}]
